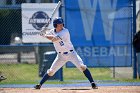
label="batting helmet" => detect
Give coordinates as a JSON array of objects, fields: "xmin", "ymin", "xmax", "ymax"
[{"xmin": 53, "ymin": 17, "xmax": 64, "ymax": 28}]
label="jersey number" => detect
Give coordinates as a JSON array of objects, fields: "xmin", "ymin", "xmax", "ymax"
[{"xmin": 59, "ymin": 41, "xmax": 64, "ymax": 46}]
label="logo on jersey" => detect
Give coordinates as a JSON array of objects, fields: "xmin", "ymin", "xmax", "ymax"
[{"xmin": 29, "ymin": 11, "xmax": 49, "ymax": 30}]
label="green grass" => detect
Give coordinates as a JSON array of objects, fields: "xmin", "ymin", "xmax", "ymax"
[
  {"xmin": 0, "ymin": 64, "xmax": 40, "ymax": 84},
  {"xmin": 0, "ymin": 63, "xmax": 140, "ymax": 84},
  {"xmin": 63, "ymin": 67, "xmax": 113, "ymax": 80}
]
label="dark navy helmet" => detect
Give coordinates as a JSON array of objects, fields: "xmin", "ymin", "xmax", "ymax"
[{"xmin": 53, "ymin": 17, "xmax": 64, "ymax": 28}]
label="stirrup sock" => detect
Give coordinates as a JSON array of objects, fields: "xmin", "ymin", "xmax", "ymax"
[{"xmin": 83, "ymin": 68, "xmax": 94, "ymax": 83}]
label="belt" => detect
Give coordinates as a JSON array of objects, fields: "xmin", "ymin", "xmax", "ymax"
[{"xmin": 58, "ymin": 50, "xmax": 73, "ymax": 54}]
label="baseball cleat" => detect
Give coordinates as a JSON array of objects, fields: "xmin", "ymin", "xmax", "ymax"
[
  {"xmin": 91, "ymin": 82, "xmax": 98, "ymax": 89},
  {"xmin": 0, "ymin": 76, "xmax": 7, "ymax": 82},
  {"xmin": 34, "ymin": 84, "xmax": 41, "ymax": 89}
]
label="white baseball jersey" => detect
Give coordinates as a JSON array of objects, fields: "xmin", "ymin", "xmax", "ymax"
[
  {"xmin": 46, "ymin": 28, "xmax": 87, "ymax": 76},
  {"xmin": 48, "ymin": 28, "xmax": 74, "ymax": 53}
]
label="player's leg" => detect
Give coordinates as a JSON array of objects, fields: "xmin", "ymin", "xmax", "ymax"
[
  {"xmin": 70, "ymin": 53, "xmax": 98, "ymax": 89},
  {"xmin": 34, "ymin": 55, "xmax": 65, "ymax": 89},
  {"xmin": 83, "ymin": 68, "xmax": 98, "ymax": 89}
]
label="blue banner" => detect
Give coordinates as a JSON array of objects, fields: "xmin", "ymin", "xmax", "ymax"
[{"xmin": 65, "ymin": 0, "xmax": 133, "ymax": 67}]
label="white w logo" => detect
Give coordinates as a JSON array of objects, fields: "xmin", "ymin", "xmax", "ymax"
[{"xmin": 78, "ymin": 0, "xmax": 117, "ymax": 41}]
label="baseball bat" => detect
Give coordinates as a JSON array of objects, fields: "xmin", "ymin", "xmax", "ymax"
[{"xmin": 40, "ymin": 1, "xmax": 62, "ymax": 36}]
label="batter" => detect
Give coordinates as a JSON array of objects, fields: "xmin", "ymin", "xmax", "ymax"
[{"xmin": 34, "ymin": 17, "xmax": 97, "ymax": 89}]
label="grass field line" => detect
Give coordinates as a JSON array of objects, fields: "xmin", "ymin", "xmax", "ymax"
[{"xmin": 1, "ymin": 82, "xmax": 140, "ymax": 88}]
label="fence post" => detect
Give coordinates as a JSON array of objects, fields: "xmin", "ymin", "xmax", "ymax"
[
  {"xmin": 17, "ymin": 52, "xmax": 21, "ymax": 63},
  {"xmin": 133, "ymin": 0, "xmax": 137, "ymax": 79}
]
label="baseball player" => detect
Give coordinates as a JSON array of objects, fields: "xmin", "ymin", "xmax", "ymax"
[{"xmin": 34, "ymin": 17, "xmax": 98, "ymax": 89}]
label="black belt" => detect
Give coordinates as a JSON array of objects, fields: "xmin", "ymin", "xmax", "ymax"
[{"xmin": 59, "ymin": 50, "xmax": 73, "ymax": 54}]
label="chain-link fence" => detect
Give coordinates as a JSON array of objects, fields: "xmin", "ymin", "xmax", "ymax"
[
  {"xmin": 0, "ymin": 1, "xmax": 62, "ymax": 84},
  {"xmin": 0, "ymin": 9, "xmax": 21, "ymax": 45},
  {"xmin": 0, "ymin": 0, "xmax": 138, "ymax": 85}
]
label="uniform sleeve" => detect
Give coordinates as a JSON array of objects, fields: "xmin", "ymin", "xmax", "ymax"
[{"xmin": 61, "ymin": 29, "xmax": 70, "ymax": 41}]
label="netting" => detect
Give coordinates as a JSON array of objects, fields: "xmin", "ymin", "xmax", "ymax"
[
  {"xmin": 0, "ymin": 0, "xmax": 137, "ymax": 85},
  {"xmin": 0, "ymin": 9, "xmax": 21, "ymax": 45},
  {"xmin": 65, "ymin": 0, "xmax": 133, "ymax": 67}
]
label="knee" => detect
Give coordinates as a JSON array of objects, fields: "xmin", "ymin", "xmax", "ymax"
[
  {"xmin": 47, "ymin": 69, "xmax": 55, "ymax": 76},
  {"xmin": 80, "ymin": 65, "xmax": 87, "ymax": 71}
]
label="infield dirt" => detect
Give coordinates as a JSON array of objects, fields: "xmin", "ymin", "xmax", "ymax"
[{"xmin": 0, "ymin": 86, "xmax": 140, "ymax": 93}]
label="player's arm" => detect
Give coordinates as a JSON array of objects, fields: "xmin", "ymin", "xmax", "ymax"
[{"xmin": 45, "ymin": 35, "xmax": 60, "ymax": 42}]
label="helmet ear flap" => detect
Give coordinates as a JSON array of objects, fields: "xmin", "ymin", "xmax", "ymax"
[{"xmin": 53, "ymin": 24, "xmax": 57, "ymax": 28}]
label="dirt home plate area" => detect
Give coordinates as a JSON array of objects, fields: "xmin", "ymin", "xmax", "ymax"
[{"xmin": 0, "ymin": 86, "xmax": 140, "ymax": 93}]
